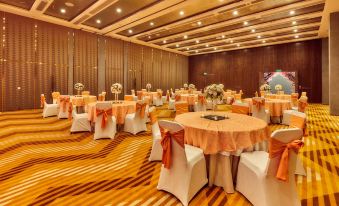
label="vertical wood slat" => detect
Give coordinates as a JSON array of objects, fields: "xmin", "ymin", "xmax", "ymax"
[
  {"xmin": 0, "ymin": 14, "xmax": 4, "ymax": 111},
  {"xmin": 105, "ymin": 37, "xmax": 124, "ymax": 100},
  {"xmin": 73, "ymin": 30, "xmax": 98, "ymax": 96}
]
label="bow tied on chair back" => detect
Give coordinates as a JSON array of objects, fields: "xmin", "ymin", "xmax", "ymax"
[
  {"xmin": 137, "ymin": 91, "xmax": 143, "ymax": 100},
  {"xmin": 269, "ymin": 138, "xmax": 304, "ymax": 181},
  {"xmin": 59, "ymin": 96, "xmax": 70, "ymax": 112},
  {"xmin": 175, "ymin": 94, "xmax": 181, "ymax": 102},
  {"xmin": 160, "ymin": 127, "xmax": 185, "ymax": 169},
  {"xmin": 166, "ymin": 90, "xmax": 170, "ymax": 101},
  {"xmin": 96, "ymin": 108, "xmax": 113, "ymax": 129},
  {"xmin": 136, "ymin": 102, "xmax": 147, "ymax": 118},
  {"xmin": 198, "ymin": 95, "xmax": 206, "ymax": 105},
  {"xmin": 40, "ymin": 95, "xmax": 46, "ymax": 108},
  {"xmin": 52, "ymin": 92, "xmax": 60, "ymax": 101},
  {"xmin": 252, "ymin": 98, "xmax": 265, "ymax": 111}
]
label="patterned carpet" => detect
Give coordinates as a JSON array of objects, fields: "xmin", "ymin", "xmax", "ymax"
[{"xmin": 0, "ymin": 104, "xmax": 338, "ymax": 206}]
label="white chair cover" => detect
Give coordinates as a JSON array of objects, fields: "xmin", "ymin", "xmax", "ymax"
[
  {"xmin": 236, "ymin": 128, "xmax": 303, "ymax": 206},
  {"xmin": 70, "ymin": 112, "xmax": 91, "ymax": 133},
  {"xmin": 148, "ymin": 107, "xmax": 162, "ymax": 161},
  {"xmin": 157, "ymin": 120, "xmax": 208, "ymax": 206},
  {"xmin": 123, "ymin": 101, "xmax": 148, "ymax": 135},
  {"xmin": 251, "ymin": 97, "xmax": 270, "ymax": 124},
  {"xmin": 41, "ymin": 94, "xmax": 58, "ymax": 118},
  {"xmin": 58, "ymin": 95, "xmax": 71, "ymax": 119},
  {"xmin": 94, "ymin": 102, "xmax": 116, "ymax": 140}
]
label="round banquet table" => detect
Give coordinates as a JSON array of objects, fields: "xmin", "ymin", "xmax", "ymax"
[
  {"xmin": 71, "ymin": 95, "xmax": 97, "ymax": 106},
  {"xmin": 243, "ymin": 98, "xmax": 291, "ymax": 117},
  {"xmin": 175, "ymin": 111, "xmax": 271, "ymax": 193},
  {"xmin": 265, "ymin": 94, "xmax": 291, "ymax": 100},
  {"xmin": 180, "ymin": 94, "xmax": 198, "ymax": 105},
  {"xmin": 87, "ymin": 101, "xmax": 136, "ymax": 124},
  {"xmin": 175, "ymin": 112, "xmax": 270, "ymax": 154}
]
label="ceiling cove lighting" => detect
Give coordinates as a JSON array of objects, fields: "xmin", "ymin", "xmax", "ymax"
[
  {"xmin": 243, "ymin": 21, "xmax": 248, "ymax": 26},
  {"xmin": 257, "ymin": 35, "xmax": 261, "ymax": 39},
  {"xmin": 176, "ymin": 44, "xmax": 179, "ymax": 47},
  {"xmin": 206, "ymin": 44, "xmax": 209, "ymax": 47},
  {"xmin": 187, "ymin": 48, "xmax": 190, "ymax": 50},
  {"xmin": 184, "ymin": 35, "xmax": 188, "ymax": 39},
  {"xmin": 262, "ymin": 40, "xmax": 266, "ymax": 43},
  {"xmin": 251, "ymin": 29, "xmax": 256, "ymax": 33},
  {"xmin": 222, "ymin": 35, "xmax": 225, "ymax": 38},
  {"xmin": 292, "ymin": 21, "xmax": 297, "ymax": 25},
  {"xmin": 163, "ymin": 40, "xmax": 167, "ymax": 43},
  {"xmin": 237, "ymin": 44, "xmax": 240, "ymax": 47},
  {"xmin": 295, "ymin": 35, "xmax": 299, "ymax": 38},
  {"xmin": 293, "ymin": 29, "xmax": 298, "ymax": 32},
  {"xmin": 197, "ymin": 21, "xmax": 202, "ymax": 26},
  {"xmin": 150, "ymin": 22, "xmax": 154, "ymax": 26},
  {"xmin": 195, "ymin": 50, "xmax": 199, "ymax": 53},
  {"xmin": 230, "ymin": 40, "xmax": 233, "ymax": 43},
  {"xmin": 196, "ymin": 40, "xmax": 200, "ymax": 43}
]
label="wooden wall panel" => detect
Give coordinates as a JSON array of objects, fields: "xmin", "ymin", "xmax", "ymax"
[
  {"xmin": 105, "ymin": 37, "xmax": 124, "ymax": 100},
  {"xmin": 0, "ymin": 14, "xmax": 4, "ymax": 111},
  {"xmin": 152, "ymin": 48, "xmax": 162, "ymax": 91},
  {"xmin": 189, "ymin": 39, "xmax": 322, "ymax": 103},
  {"xmin": 125, "ymin": 42, "xmax": 143, "ymax": 92},
  {"xmin": 4, "ymin": 14, "xmax": 35, "ymax": 111},
  {"xmin": 161, "ymin": 51, "xmax": 170, "ymax": 91},
  {"xmin": 142, "ymin": 46, "xmax": 153, "ymax": 89},
  {"xmin": 73, "ymin": 30, "xmax": 98, "ymax": 95}
]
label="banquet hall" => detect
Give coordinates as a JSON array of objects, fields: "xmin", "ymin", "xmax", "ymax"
[{"xmin": 0, "ymin": 0, "xmax": 338, "ymax": 205}]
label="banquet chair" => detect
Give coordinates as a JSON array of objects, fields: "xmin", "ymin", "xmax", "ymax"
[
  {"xmin": 157, "ymin": 120, "xmax": 208, "ymax": 206},
  {"xmin": 41, "ymin": 94, "xmax": 58, "ymax": 118},
  {"xmin": 52, "ymin": 91, "xmax": 60, "ymax": 104},
  {"xmin": 231, "ymin": 102, "xmax": 250, "ymax": 115},
  {"xmin": 153, "ymin": 91, "xmax": 163, "ymax": 106},
  {"xmin": 226, "ymin": 96, "xmax": 235, "ymax": 105},
  {"xmin": 70, "ymin": 110, "xmax": 91, "ymax": 133},
  {"xmin": 194, "ymin": 95, "xmax": 207, "ymax": 112},
  {"xmin": 236, "ymin": 128, "xmax": 303, "ymax": 206},
  {"xmin": 234, "ymin": 93, "xmax": 242, "ymax": 102},
  {"xmin": 174, "ymin": 102, "xmax": 189, "ymax": 115},
  {"xmin": 124, "ymin": 101, "xmax": 148, "ymax": 135},
  {"xmin": 58, "ymin": 95, "xmax": 72, "ymax": 119},
  {"xmin": 168, "ymin": 94, "xmax": 176, "ymax": 110},
  {"xmin": 283, "ymin": 97, "xmax": 308, "ymax": 125},
  {"xmin": 94, "ymin": 102, "xmax": 117, "ymax": 140},
  {"xmin": 251, "ymin": 97, "xmax": 270, "ymax": 123},
  {"xmin": 148, "ymin": 107, "xmax": 162, "ymax": 161},
  {"xmin": 124, "ymin": 95, "xmax": 134, "ymax": 101}
]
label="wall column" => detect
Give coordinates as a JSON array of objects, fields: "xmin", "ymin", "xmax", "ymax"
[
  {"xmin": 322, "ymin": 38, "xmax": 329, "ymax": 104},
  {"xmin": 329, "ymin": 12, "xmax": 339, "ymax": 115},
  {"xmin": 97, "ymin": 37, "xmax": 105, "ymax": 93}
]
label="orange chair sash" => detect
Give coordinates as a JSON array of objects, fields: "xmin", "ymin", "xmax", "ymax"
[
  {"xmin": 175, "ymin": 94, "xmax": 181, "ymax": 101},
  {"xmin": 137, "ymin": 91, "xmax": 143, "ymax": 100},
  {"xmin": 52, "ymin": 92, "xmax": 60, "ymax": 100},
  {"xmin": 68, "ymin": 103, "xmax": 73, "ymax": 120},
  {"xmin": 40, "ymin": 96, "xmax": 46, "ymax": 108},
  {"xmin": 252, "ymin": 98, "xmax": 265, "ymax": 111},
  {"xmin": 160, "ymin": 127, "xmax": 185, "ymax": 169},
  {"xmin": 269, "ymin": 138, "xmax": 304, "ymax": 181},
  {"xmin": 124, "ymin": 95, "xmax": 134, "ymax": 101},
  {"xmin": 175, "ymin": 103, "xmax": 188, "ymax": 115},
  {"xmin": 59, "ymin": 97, "xmax": 70, "ymax": 112},
  {"xmin": 136, "ymin": 102, "xmax": 147, "ymax": 118},
  {"xmin": 166, "ymin": 91, "xmax": 170, "ymax": 101},
  {"xmin": 98, "ymin": 94, "xmax": 104, "ymax": 101},
  {"xmin": 198, "ymin": 95, "xmax": 206, "ymax": 105},
  {"xmin": 298, "ymin": 101, "xmax": 308, "ymax": 113},
  {"xmin": 157, "ymin": 91, "xmax": 162, "ymax": 98},
  {"xmin": 96, "ymin": 108, "xmax": 113, "ymax": 129},
  {"xmin": 231, "ymin": 105, "xmax": 249, "ymax": 115}
]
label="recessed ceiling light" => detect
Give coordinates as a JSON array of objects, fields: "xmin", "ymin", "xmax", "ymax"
[
  {"xmin": 187, "ymin": 48, "xmax": 190, "ymax": 50},
  {"xmin": 289, "ymin": 10, "xmax": 295, "ymax": 15},
  {"xmin": 163, "ymin": 40, "xmax": 167, "ymax": 43},
  {"xmin": 196, "ymin": 40, "xmax": 200, "ymax": 43},
  {"xmin": 206, "ymin": 44, "xmax": 209, "ymax": 47},
  {"xmin": 148, "ymin": 36, "xmax": 151, "ymax": 39},
  {"xmin": 293, "ymin": 29, "xmax": 298, "ymax": 32},
  {"xmin": 230, "ymin": 40, "xmax": 233, "ymax": 43},
  {"xmin": 251, "ymin": 29, "xmax": 256, "ymax": 33},
  {"xmin": 197, "ymin": 21, "xmax": 202, "ymax": 26},
  {"xmin": 179, "ymin": 11, "xmax": 185, "ymax": 16},
  {"xmin": 292, "ymin": 21, "xmax": 297, "ymax": 25},
  {"xmin": 237, "ymin": 44, "xmax": 240, "ymax": 47},
  {"xmin": 262, "ymin": 40, "xmax": 266, "ymax": 43},
  {"xmin": 60, "ymin": 8, "xmax": 66, "ymax": 14},
  {"xmin": 243, "ymin": 21, "xmax": 248, "ymax": 25},
  {"xmin": 150, "ymin": 22, "xmax": 154, "ymax": 26},
  {"xmin": 116, "ymin": 8, "xmax": 122, "ymax": 13},
  {"xmin": 128, "ymin": 29, "xmax": 133, "ymax": 34},
  {"xmin": 257, "ymin": 35, "xmax": 261, "ymax": 38},
  {"xmin": 184, "ymin": 35, "xmax": 188, "ymax": 39},
  {"xmin": 96, "ymin": 19, "xmax": 101, "ymax": 24},
  {"xmin": 222, "ymin": 35, "xmax": 225, "ymax": 38},
  {"xmin": 295, "ymin": 35, "xmax": 299, "ymax": 38},
  {"xmin": 233, "ymin": 10, "xmax": 238, "ymax": 16},
  {"xmin": 195, "ymin": 50, "xmax": 199, "ymax": 53},
  {"xmin": 65, "ymin": 2, "xmax": 74, "ymax": 7},
  {"xmin": 176, "ymin": 44, "xmax": 179, "ymax": 47},
  {"xmin": 214, "ymin": 47, "xmax": 217, "ymax": 50}
]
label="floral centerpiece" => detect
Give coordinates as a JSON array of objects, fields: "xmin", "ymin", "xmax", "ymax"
[
  {"xmin": 183, "ymin": 83, "xmax": 188, "ymax": 90},
  {"xmin": 74, "ymin": 82, "xmax": 84, "ymax": 95},
  {"xmin": 111, "ymin": 83, "xmax": 122, "ymax": 103},
  {"xmin": 146, "ymin": 83, "xmax": 152, "ymax": 92},
  {"xmin": 260, "ymin": 83, "xmax": 271, "ymax": 92},
  {"xmin": 275, "ymin": 84, "xmax": 283, "ymax": 91},
  {"xmin": 204, "ymin": 84, "xmax": 225, "ymax": 111}
]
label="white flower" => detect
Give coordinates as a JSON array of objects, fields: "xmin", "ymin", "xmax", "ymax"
[
  {"xmin": 146, "ymin": 83, "xmax": 152, "ymax": 89},
  {"xmin": 183, "ymin": 83, "xmax": 188, "ymax": 88},
  {"xmin": 275, "ymin": 84, "xmax": 282, "ymax": 91},
  {"xmin": 111, "ymin": 83, "xmax": 122, "ymax": 94},
  {"xmin": 189, "ymin": 84, "xmax": 195, "ymax": 89},
  {"xmin": 74, "ymin": 83, "xmax": 84, "ymax": 91},
  {"xmin": 260, "ymin": 83, "xmax": 271, "ymax": 91}
]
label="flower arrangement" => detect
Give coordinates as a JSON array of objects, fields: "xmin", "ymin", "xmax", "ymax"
[
  {"xmin": 183, "ymin": 83, "xmax": 188, "ymax": 90},
  {"xmin": 204, "ymin": 84, "xmax": 225, "ymax": 101},
  {"xmin": 260, "ymin": 83, "xmax": 271, "ymax": 92},
  {"xmin": 188, "ymin": 84, "xmax": 195, "ymax": 90},
  {"xmin": 146, "ymin": 83, "xmax": 152, "ymax": 92},
  {"xmin": 74, "ymin": 83, "xmax": 84, "ymax": 95},
  {"xmin": 275, "ymin": 84, "xmax": 283, "ymax": 91},
  {"xmin": 111, "ymin": 83, "xmax": 122, "ymax": 103}
]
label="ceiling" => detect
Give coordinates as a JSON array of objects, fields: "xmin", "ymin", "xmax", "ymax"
[{"xmin": 0, "ymin": 0, "xmax": 337, "ymax": 56}]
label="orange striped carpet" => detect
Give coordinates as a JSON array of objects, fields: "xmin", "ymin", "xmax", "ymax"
[{"xmin": 0, "ymin": 104, "xmax": 338, "ymax": 206}]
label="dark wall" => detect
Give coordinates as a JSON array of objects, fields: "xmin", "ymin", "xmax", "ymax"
[{"xmin": 189, "ymin": 39, "xmax": 322, "ymax": 103}]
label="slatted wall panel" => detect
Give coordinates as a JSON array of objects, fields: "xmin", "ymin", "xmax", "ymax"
[
  {"xmin": 5, "ymin": 14, "xmax": 35, "ymax": 111},
  {"xmin": 142, "ymin": 46, "xmax": 153, "ymax": 89},
  {"xmin": 161, "ymin": 51, "xmax": 171, "ymax": 91},
  {"xmin": 35, "ymin": 21, "xmax": 53, "ymax": 105},
  {"xmin": 169, "ymin": 53, "xmax": 177, "ymax": 90},
  {"xmin": 152, "ymin": 48, "xmax": 162, "ymax": 91},
  {"xmin": 126, "ymin": 42, "xmax": 143, "ymax": 91},
  {"xmin": 52, "ymin": 25, "xmax": 69, "ymax": 96},
  {"xmin": 73, "ymin": 30, "xmax": 98, "ymax": 95},
  {"xmin": 181, "ymin": 55, "xmax": 189, "ymax": 86},
  {"xmin": 105, "ymin": 37, "xmax": 124, "ymax": 100},
  {"xmin": 0, "ymin": 14, "xmax": 4, "ymax": 111}
]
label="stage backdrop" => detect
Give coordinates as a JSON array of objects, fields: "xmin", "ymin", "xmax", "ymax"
[{"xmin": 259, "ymin": 71, "xmax": 298, "ymax": 94}]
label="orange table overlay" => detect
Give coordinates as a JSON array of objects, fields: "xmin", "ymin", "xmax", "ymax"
[
  {"xmin": 175, "ymin": 112, "xmax": 271, "ymax": 154},
  {"xmin": 88, "ymin": 101, "xmax": 136, "ymax": 124}
]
